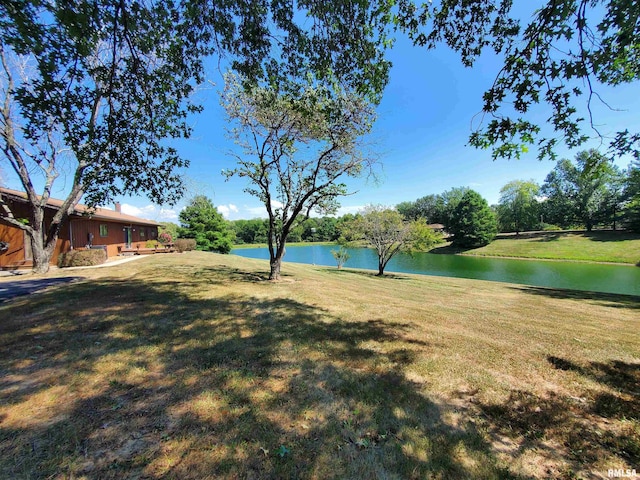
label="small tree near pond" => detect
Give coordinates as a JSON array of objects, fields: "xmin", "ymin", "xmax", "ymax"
[
  {"xmin": 331, "ymin": 246, "xmax": 350, "ymax": 269},
  {"xmin": 221, "ymin": 73, "xmax": 377, "ymax": 280},
  {"xmin": 344, "ymin": 205, "xmax": 443, "ymax": 276}
]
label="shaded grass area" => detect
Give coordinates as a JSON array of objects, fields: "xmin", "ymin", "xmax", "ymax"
[
  {"xmin": 0, "ymin": 252, "xmax": 638, "ymax": 479},
  {"xmin": 431, "ymin": 230, "xmax": 640, "ymax": 264}
]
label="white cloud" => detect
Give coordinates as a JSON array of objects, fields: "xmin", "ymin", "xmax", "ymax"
[
  {"xmin": 217, "ymin": 204, "xmax": 239, "ymax": 218},
  {"xmin": 242, "ymin": 200, "xmax": 282, "ymax": 219},
  {"xmin": 245, "ymin": 205, "xmax": 267, "ymax": 218},
  {"xmin": 120, "ymin": 203, "xmax": 179, "ymax": 221},
  {"xmin": 335, "ymin": 205, "xmax": 365, "ymax": 216},
  {"xmin": 157, "ymin": 208, "xmax": 180, "ymax": 221}
]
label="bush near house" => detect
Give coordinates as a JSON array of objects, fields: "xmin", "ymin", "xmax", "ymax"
[
  {"xmin": 174, "ymin": 238, "xmax": 197, "ymax": 253},
  {"xmin": 57, "ymin": 249, "xmax": 107, "ymax": 267}
]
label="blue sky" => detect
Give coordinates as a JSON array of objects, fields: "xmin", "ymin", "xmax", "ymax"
[
  {"xmin": 131, "ymin": 32, "xmax": 639, "ymax": 222},
  {"xmin": 5, "ymin": 19, "xmax": 640, "ymax": 223}
]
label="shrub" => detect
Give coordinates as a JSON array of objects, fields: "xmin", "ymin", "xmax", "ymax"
[
  {"xmin": 158, "ymin": 232, "xmax": 173, "ymax": 244},
  {"xmin": 541, "ymin": 223, "xmax": 562, "ymax": 231},
  {"xmin": 174, "ymin": 238, "xmax": 197, "ymax": 252},
  {"xmin": 145, "ymin": 240, "xmax": 158, "ymax": 248},
  {"xmin": 58, "ymin": 249, "xmax": 107, "ymax": 267}
]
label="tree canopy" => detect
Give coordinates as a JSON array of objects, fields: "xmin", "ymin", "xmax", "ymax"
[
  {"xmin": 541, "ymin": 150, "xmax": 621, "ymax": 231},
  {"xmin": 396, "ymin": 0, "xmax": 640, "ymax": 161},
  {"xmin": 221, "ymin": 73, "xmax": 377, "ymax": 280},
  {"xmin": 623, "ymin": 160, "xmax": 640, "ymax": 231},
  {"xmin": 3, "ymin": 0, "xmax": 639, "ymax": 273},
  {"xmin": 0, "ymin": 0, "xmax": 394, "ymax": 272},
  {"xmin": 178, "ymin": 195, "xmax": 234, "ymax": 253},
  {"xmin": 343, "ymin": 205, "xmax": 442, "ymax": 275},
  {"xmin": 449, "ymin": 190, "xmax": 497, "ymax": 248},
  {"xmin": 497, "ymin": 180, "xmax": 540, "ymax": 234}
]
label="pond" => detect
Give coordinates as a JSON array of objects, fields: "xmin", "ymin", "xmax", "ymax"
[{"xmin": 232, "ymin": 244, "xmax": 640, "ymax": 296}]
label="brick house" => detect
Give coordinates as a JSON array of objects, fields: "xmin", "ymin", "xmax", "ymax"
[{"xmin": 0, "ymin": 187, "xmax": 160, "ymax": 270}]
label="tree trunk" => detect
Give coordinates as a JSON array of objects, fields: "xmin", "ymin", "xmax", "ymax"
[
  {"xmin": 30, "ymin": 229, "xmax": 55, "ymax": 274},
  {"xmin": 269, "ymin": 256, "xmax": 282, "ymax": 280},
  {"xmin": 377, "ymin": 260, "xmax": 385, "ymax": 276},
  {"xmin": 29, "ymin": 207, "xmax": 61, "ymax": 274}
]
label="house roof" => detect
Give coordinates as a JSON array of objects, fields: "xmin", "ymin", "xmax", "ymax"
[{"xmin": 0, "ymin": 188, "xmax": 160, "ymax": 226}]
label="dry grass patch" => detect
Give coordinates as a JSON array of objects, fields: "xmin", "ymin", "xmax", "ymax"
[{"xmin": 0, "ymin": 252, "xmax": 638, "ymax": 479}]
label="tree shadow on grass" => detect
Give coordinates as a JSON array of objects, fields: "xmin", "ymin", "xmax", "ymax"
[
  {"xmin": 322, "ymin": 268, "xmax": 412, "ymax": 281},
  {"xmin": 0, "ymin": 276, "xmax": 523, "ymax": 479},
  {"xmin": 584, "ymin": 231, "xmax": 640, "ymax": 243},
  {"xmin": 511, "ymin": 285, "xmax": 640, "ymax": 310},
  {"xmin": 476, "ymin": 357, "xmax": 640, "ymax": 476},
  {"xmin": 428, "ymin": 244, "xmax": 475, "ymax": 255},
  {"xmin": 533, "ymin": 234, "xmax": 560, "ymax": 242}
]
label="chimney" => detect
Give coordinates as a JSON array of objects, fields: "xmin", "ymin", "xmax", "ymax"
[{"xmin": 115, "ymin": 202, "xmax": 121, "ymax": 213}]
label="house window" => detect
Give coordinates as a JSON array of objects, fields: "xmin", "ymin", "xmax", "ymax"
[
  {"xmin": 140, "ymin": 228, "xmax": 145, "ymax": 238},
  {"xmin": 99, "ymin": 224, "xmax": 108, "ymax": 237}
]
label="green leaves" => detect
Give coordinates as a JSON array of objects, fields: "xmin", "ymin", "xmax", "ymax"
[
  {"xmin": 178, "ymin": 196, "xmax": 234, "ymax": 254},
  {"xmin": 449, "ymin": 190, "xmax": 497, "ymax": 248},
  {"xmin": 221, "ymin": 72, "xmax": 377, "ymax": 277},
  {"xmin": 0, "ymin": 0, "xmax": 212, "ymax": 207},
  {"xmin": 398, "ymin": 0, "xmax": 640, "ymax": 160}
]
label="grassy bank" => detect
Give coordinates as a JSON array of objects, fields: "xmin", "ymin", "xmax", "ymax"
[
  {"xmin": 1, "ymin": 252, "xmax": 638, "ymax": 478},
  {"xmin": 435, "ymin": 230, "xmax": 640, "ymax": 264}
]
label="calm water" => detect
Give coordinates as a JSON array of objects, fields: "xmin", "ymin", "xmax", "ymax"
[{"xmin": 233, "ymin": 245, "xmax": 640, "ymax": 296}]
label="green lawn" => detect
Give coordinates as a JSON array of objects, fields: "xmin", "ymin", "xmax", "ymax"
[
  {"xmin": 0, "ymin": 252, "xmax": 638, "ymax": 479},
  {"xmin": 435, "ymin": 230, "xmax": 640, "ymax": 264}
]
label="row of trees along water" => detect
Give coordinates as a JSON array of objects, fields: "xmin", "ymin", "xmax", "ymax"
[
  {"xmin": 170, "ymin": 148, "xmax": 640, "ymax": 254},
  {"xmin": 398, "ymin": 150, "xmax": 640, "ymax": 234}
]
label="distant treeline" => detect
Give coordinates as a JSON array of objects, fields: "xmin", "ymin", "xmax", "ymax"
[
  {"xmin": 397, "ymin": 150, "xmax": 640, "ymax": 233},
  {"xmin": 227, "ymin": 216, "xmax": 357, "ymax": 244}
]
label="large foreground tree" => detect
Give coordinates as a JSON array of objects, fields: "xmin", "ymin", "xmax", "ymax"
[
  {"xmin": 0, "ymin": 1, "xmax": 210, "ymax": 272},
  {"xmin": 0, "ymin": 0, "xmax": 395, "ymax": 273},
  {"xmin": 221, "ymin": 74, "xmax": 377, "ymax": 280}
]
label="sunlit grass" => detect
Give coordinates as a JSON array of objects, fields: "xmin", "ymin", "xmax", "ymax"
[
  {"xmin": 457, "ymin": 230, "xmax": 640, "ymax": 264},
  {"xmin": 0, "ymin": 252, "xmax": 638, "ymax": 478}
]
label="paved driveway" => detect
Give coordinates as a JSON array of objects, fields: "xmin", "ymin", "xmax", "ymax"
[{"xmin": 0, "ymin": 277, "xmax": 82, "ymax": 303}]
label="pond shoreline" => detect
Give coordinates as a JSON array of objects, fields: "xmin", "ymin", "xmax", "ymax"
[
  {"xmin": 232, "ymin": 244, "xmax": 640, "ymax": 296},
  {"xmin": 233, "ymin": 242, "xmax": 639, "ymax": 267},
  {"xmin": 233, "ymin": 230, "xmax": 640, "ymax": 266}
]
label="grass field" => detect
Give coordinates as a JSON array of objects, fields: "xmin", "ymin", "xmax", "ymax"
[
  {"xmin": 433, "ymin": 230, "xmax": 640, "ymax": 265},
  {"xmin": 0, "ymin": 252, "xmax": 638, "ymax": 479}
]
